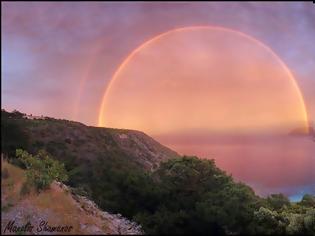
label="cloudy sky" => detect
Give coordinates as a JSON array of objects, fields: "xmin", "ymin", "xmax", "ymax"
[
  {"xmin": 2, "ymin": 2, "xmax": 315, "ymax": 126},
  {"xmin": 2, "ymin": 2, "xmax": 315, "ymax": 199}
]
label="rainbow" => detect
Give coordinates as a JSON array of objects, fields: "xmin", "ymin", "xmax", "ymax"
[
  {"xmin": 72, "ymin": 37, "xmax": 113, "ymax": 121},
  {"xmin": 76, "ymin": 25, "xmax": 308, "ymax": 129}
]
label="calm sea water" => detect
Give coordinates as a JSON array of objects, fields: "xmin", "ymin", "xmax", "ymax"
[{"xmin": 160, "ymin": 135, "xmax": 315, "ymax": 201}]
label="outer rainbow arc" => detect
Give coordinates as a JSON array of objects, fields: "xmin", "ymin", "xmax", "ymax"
[
  {"xmin": 72, "ymin": 48, "xmax": 97, "ymax": 121},
  {"xmin": 97, "ymin": 25, "xmax": 308, "ymax": 129},
  {"xmin": 72, "ymin": 37, "xmax": 109, "ymax": 121}
]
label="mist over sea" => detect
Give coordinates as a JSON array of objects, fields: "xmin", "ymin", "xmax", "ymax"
[{"xmin": 158, "ymin": 134, "xmax": 315, "ymax": 201}]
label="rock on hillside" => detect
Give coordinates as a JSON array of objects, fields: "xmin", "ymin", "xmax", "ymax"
[
  {"xmin": 110, "ymin": 130, "xmax": 178, "ymax": 170},
  {"xmin": 58, "ymin": 181, "xmax": 143, "ymax": 235}
]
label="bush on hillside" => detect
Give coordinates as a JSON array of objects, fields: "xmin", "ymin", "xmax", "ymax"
[{"xmin": 16, "ymin": 149, "xmax": 68, "ymax": 191}]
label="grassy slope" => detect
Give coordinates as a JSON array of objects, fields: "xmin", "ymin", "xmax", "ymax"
[{"xmin": 1, "ymin": 159, "xmax": 119, "ymax": 234}]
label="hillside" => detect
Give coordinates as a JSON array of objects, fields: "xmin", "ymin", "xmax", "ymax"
[
  {"xmin": 1, "ymin": 110, "xmax": 182, "ymax": 219},
  {"xmin": 1, "ymin": 110, "xmax": 178, "ymax": 171},
  {"xmin": 1, "ymin": 159, "xmax": 143, "ymax": 235}
]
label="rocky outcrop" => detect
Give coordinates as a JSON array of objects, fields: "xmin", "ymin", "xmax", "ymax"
[{"xmin": 111, "ymin": 130, "xmax": 179, "ymax": 170}]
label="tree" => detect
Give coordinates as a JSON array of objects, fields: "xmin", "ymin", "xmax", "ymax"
[
  {"xmin": 252, "ymin": 207, "xmax": 287, "ymax": 235},
  {"xmin": 138, "ymin": 156, "xmax": 262, "ymax": 235},
  {"xmin": 266, "ymin": 193, "xmax": 290, "ymax": 211},
  {"xmin": 196, "ymin": 182, "xmax": 261, "ymax": 234},
  {"xmin": 303, "ymin": 209, "xmax": 315, "ymax": 234},
  {"xmin": 299, "ymin": 194, "xmax": 315, "ymax": 208},
  {"xmin": 285, "ymin": 213, "xmax": 306, "ymax": 235}
]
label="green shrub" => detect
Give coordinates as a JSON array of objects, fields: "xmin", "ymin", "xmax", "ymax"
[{"xmin": 16, "ymin": 149, "xmax": 68, "ymax": 191}]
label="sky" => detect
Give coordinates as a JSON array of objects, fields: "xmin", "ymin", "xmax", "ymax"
[
  {"xmin": 2, "ymin": 2, "xmax": 315, "ymax": 127},
  {"xmin": 1, "ymin": 2, "xmax": 314, "ymax": 199}
]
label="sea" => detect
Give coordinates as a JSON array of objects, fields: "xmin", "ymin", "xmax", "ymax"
[{"xmin": 158, "ymin": 135, "xmax": 315, "ymax": 201}]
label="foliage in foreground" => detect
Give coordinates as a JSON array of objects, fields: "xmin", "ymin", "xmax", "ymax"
[
  {"xmin": 16, "ymin": 149, "xmax": 68, "ymax": 191},
  {"xmin": 8, "ymin": 151, "xmax": 315, "ymax": 235},
  {"xmin": 87, "ymin": 155, "xmax": 315, "ymax": 235}
]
